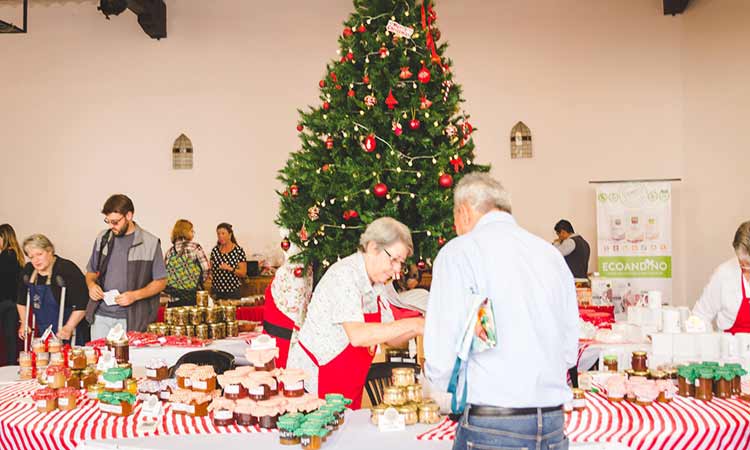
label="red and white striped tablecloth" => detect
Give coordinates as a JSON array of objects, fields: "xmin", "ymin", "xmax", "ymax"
[
  {"xmin": 416, "ymin": 392, "xmax": 750, "ymax": 450},
  {"xmin": 0, "ymin": 381, "xmax": 274, "ymax": 450}
]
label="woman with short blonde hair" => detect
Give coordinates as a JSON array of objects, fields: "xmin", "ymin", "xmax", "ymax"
[{"xmin": 164, "ymin": 219, "xmax": 210, "ymax": 307}]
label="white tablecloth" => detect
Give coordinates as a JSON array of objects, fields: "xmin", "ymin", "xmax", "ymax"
[{"xmin": 128, "ymin": 338, "xmax": 250, "ymax": 368}]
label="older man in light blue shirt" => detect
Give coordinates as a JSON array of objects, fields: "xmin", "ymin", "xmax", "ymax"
[{"xmin": 424, "ymin": 173, "xmax": 578, "ymax": 450}]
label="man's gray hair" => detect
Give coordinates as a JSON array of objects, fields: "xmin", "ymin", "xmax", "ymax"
[
  {"xmin": 733, "ymin": 221, "xmax": 750, "ymax": 258},
  {"xmin": 454, "ymin": 173, "xmax": 512, "ymax": 214},
  {"xmin": 359, "ymin": 217, "xmax": 414, "ymax": 256},
  {"xmin": 23, "ymin": 234, "xmax": 55, "ymax": 256}
]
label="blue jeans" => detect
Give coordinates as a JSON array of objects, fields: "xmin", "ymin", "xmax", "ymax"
[{"xmin": 453, "ymin": 405, "xmax": 568, "ymax": 450}]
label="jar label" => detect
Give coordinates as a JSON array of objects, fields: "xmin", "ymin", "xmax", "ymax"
[
  {"xmin": 105, "ymin": 380, "xmax": 124, "ymax": 390},
  {"xmin": 664, "ymin": 391, "xmax": 674, "ymax": 399},
  {"xmin": 225, "ymin": 384, "xmax": 240, "ymax": 395},
  {"xmin": 58, "ymin": 397, "xmax": 69, "ymax": 407},
  {"xmin": 146, "ymin": 369, "xmax": 156, "ymax": 378},
  {"xmin": 47, "ymin": 375, "xmax": 55, "ymax": 384},
  {"xmin": 159, "ymin": 391, "xmax": 170, "ymax": 400},
  {"xmin": 193, "ymin": 380, "xmax": 207, "ymax": 390},
  {"xmin": 214, "ymin": 410, "xmax": 232, "ymax": 420},
  {"xmin": 249, "ymin": 386, "xmax": 265, "ymax": 396},
  {"xmin": 285, "ymin": 381, "xmax": 303, "ymax": 391},
  {"xmin": 36, "ymin": 400, "xmax": 48, "ymax": 409},
  {"xmin": 171, "ymin": 402, "xmax": 186, "ymax": 412},
  {"xmin": 300, "ymin": 437, "xmax": 311, "ymax": 446},
  {"xmin": 100, "ymin": 403, "xmax": 123, "ymax": 415}
]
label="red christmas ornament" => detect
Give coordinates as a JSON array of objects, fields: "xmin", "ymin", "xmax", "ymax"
[
  {"xmin": 449, "ymin": 157, "xmax": 465, "ymax": 173},
  {"xmin": 343, "ymin": 209, "xmax": 359, "ymax": 220},
  {"xmin": 319, "ymin": 80, "xmax": 326, "ymax": 88},
  {"xmin": 335, "ymin": 84, "xmax": 342, "ymax": 90},
  {"xmin": 323, "ymin": 101, "xmax": 330, "ymax": 111},
  {"xmin": 438, "ymin": 173, "xmax": 453, "ymax": 188},
  {"xmin": 373, "ymin": 183, "xmax": 388, "ymax": 198},
  {"xmin": 385, "ymin": 89, "xmax": 398, "ymax": 110},
  {"xmin": 416, "ymin": 260, "xmax": 427, "ymax": 271},
  {"xmin": 418, "ymin": 63, "xmax": 431, "ymax": 84},
  {"xmin": 399, "ymin": 66, "xmax": 413, "ymax": 80},
  {"xmin": 293, "ymin": 267, "xmax": 304, "ymax": 278},
  {"xmin": 379, "ymin": 46, "xmax": 389, "ymax": 58},
  {"xmin": 343, "ymin": 210, "xmax": 351, "ymax": 220},
  {"xmin": 392, "ymin": 121, "xmax": 403, "ymax": 136},
  {"xmin": 362, "ymin": 74, "xmax": 370, "ymax": 84},
  {"xmin": 325, "ymin": 136, "xmax": 334, "ymax": 149},
  {"xmin": 281, "ymin": 238, "xmax": 291, "ymax": 251},
  {"xmin": 409, "ymin": 119, "xmax": 421, "ymax": 130},
  {"xmin": 438, "ymin": 237, "xmax": 446, "ymax": 246},
  {"xmin": 330, "ymin": 72, "xmax": 338, "ymax": 82},
  {"xmin": 290, "ymin": 184, "xmax": 300, "ymax": 196},
  {"xmin": 461, "ymin": 121, "xmax": 474, "ymax": 136},
  {"xmin": 419, "ymin": 95, "xmax": 433, "ymax": 110},
  {"xmin": 363, "ymin": 134, "xmax": 377, "ymax": 152},
  {"xmin": 346, "ymin": 52, "xmax": 354, "ymax": 62},
  {"xmin": 357, "ymin": 24, "xmax": 366, "ymax": 33},
  {"xmin": 347, "ymin": 89, "xmax": 355, "ymax": 97},
  {"xmin": 322, "ymin": 164, "xmax": 330, "ymax": 172},
  {"xmin": 343, "ymin": 27, "xmax": 353, "ymax": 37},
  {"xmin": 296, "ymin": 124, "xmax": 304, "ymax": 132}
]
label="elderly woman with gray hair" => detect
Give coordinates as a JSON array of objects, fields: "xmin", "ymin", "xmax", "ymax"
[
  {"xmin": 287, "ymin": 217, "xmax": 425, "ymax": 408},
  {"xmin": 693, "ymin": 221, "xmax": 750, "ymax": 333},
  {"xmin": 16, "ymin": 234, "xmax": 90, "ymax": 345}
]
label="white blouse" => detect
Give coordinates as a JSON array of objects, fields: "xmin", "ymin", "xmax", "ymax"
[
  {"xmin": 287, "ymin": 252, "xmax": 394, "ymax": 395},
  {"xmin": 692, "ymin": 257, "xmax": 750, "ymax": 331}
]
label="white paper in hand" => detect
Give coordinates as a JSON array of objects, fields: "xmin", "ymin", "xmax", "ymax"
[{"xmin": 103, "ymin": 289, "xmax": 120, "ymax": 306}]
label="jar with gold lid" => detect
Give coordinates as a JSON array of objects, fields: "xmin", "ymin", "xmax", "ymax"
[
  {"xmin": 383, "ymin": 386, "xmax": 407, "ymax": 406},
  {"xmin": 185, "ymin": 325, "xmax": 196, "ymax": 337},
  {"xmin": 206, "ymin": 307, "xmax": 223, "ymax": 324},
  {"xmin": 195, "ymin": 324, "xmax": 209, "ymax": 339},
  {"xmin": 223, "ymin": 305, "xmax": 237, "ymax": 322},
  {"xmin": 370, "ymin": 404, "xmax": 388, "ymax": 425},
  {"xmin": 196, "ymin": 291, "xmax": 209, "ymax": 307},
  {"xmin": 173, "ymin": 308, "xmax": 189, "ymax": 326},
  {"xmin": 171, "ymin": 325, "xmax": 187, "ymax": 337},
  {"xmin": 396, "ymin": 404, "xmax": 418, "ymax": 425},
  {"xmin": 391, "ymin": 367, "xmax": 415, "ymax": 387},
  {"xmin": 405, "ymin": 384, "xmax": 423, "ymax": 403},
  {"xmin": 226, "ymin": 321, "xmax": 239, "ymax": 337},
  {"xmin": 418, "ymin": 402, "xmax": 441, "ymax": 424},
  {"xmin": 189, "ymin": 307, "xmax": 204, "ymax": 326},
  {"xmin": 163, "ymin": 308, "xmax": 175, "ymax": 325},
  {"xmin": 210, "ymin": 323, "xmax": 226, "ymax": 340},
  {"xmin": 157, "ymin": 323, "xmax": 170, "ymax": 336},
  {"xmin": 147, "ymin": 323, "xmax": 160, "ymax": 334}
]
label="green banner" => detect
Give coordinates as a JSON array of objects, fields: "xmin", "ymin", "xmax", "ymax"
[{"xmin": 598, "ymin": 256, "xmax": 672, "ymax": 278}]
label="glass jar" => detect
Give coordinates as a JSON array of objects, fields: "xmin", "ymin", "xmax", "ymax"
[
  {"xmin": 112, "ymin": 338, "xmax": 129, "ymax": 364},
  {"xmin": 603, "ymin": 355, "xmax": 618, "ymax": 372},
  {"xmin": 724, "ymin": 363, "xmax": 746, "ymax": 396},
  {"xmin": 210, "ymin": 323, "xmax": 226, "ymax": 340},
  {"xmin": 714, "ymin": 369, "xmax": 732, "ymax": 399},
  {"xmin": 226, "ymin": 321, "xmax": 239, "ymax": 337},
  {"xmin": 157, "ymin": 323, "xmax": 170, "ymax": 336},
  {"xmin": 195, "ymin": 324, "xmax": 210, "ymax": 339},
  {"xmin": 36, "ymin": 352, "xmax": 49, "ymax": 367},
  {"xmin": 173, "ymin": 308, "xmax": 189, "ymax": 326},
  {"xmin": 171, "ymin": 325, "xmax": 187, "ymax": 336},
  {"xmin": 32, "ymin": 338, "xmax": 46, "ymax": 354},
  {"xmin": 147, "ymin": 323, "xmax": 160, "ymax": 334},
  {"xmin": 49, "ymin": 352, "xmax": 64, "ymax": 367},
  {"xmin": 418, "ymin": 402, "xmax": 441, "ymax": 424},
  {"xmin": 397, "ymin": 404, "xmax": 418, "ymax": 425},
  {"xmin": 572, "ymin": 388, "xmax": 586, "ymax": 411},
  {"xmin": 631, "ymin": 351, "xmax": 648, "ymax": 372},
  {"xmin": 18, "ymin": 351, "xmax": 32, "ymax": 368},
  {"xmin": 164, "ymin": 308, "xmax": 175, "ymax": 325},
  {"xmin": 185, "ymin": 325, "xmax": 196, "ymax": 337},
  {"xmin": 189, "ymin": 307, "xmax": 204, "ymax": 326},
  {"xmin": 391, "ymin": 367, "xmax": 415, "ymax": 387},
  {"xmin": 196, "ymin": 291, "xmax": 209, "ymax": 307},
  {"xmin": 47, "ymin": 337, "xmax": 62, "ymax": 353},
  {"xmin": 70, "ymin": 348, "xmax": 87, "ymax": 370},
  {"xmin": 695, "ymin": 369, "xmax": 714, "ymax": 402},
  {"xmin": 213, "ymin": 409, "xmax": 235, "ymax": 427},
  {"xmin": 677, "ymin": 365, "xmax": 695, "ymax": 397},
  {"xmin": 370, "ymin": 404, "xmax": 388, "ymax": 425},
  {"xmin": 19, "ymin": 366, "xmax": 34, "ymax": 380},
  {"xmin": 405, "ymin": 384, "xmax": 423, "ymax": 403},
  {"xmin": 81, "ymin": 368, "xmax": 98, "ymax": 389},
  {"xmin": 223, "ymin": 305, "xmax": 237, "ymax": 322},
  {"xmin": 383, "ymin": 386, "xmax": 407, "ymax": 406}
]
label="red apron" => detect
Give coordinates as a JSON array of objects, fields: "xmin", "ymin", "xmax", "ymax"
[
  {"xmin": 298, "ymin": 297, "xmax": 384, "ymax": 410},
  {"xmin": 262, "ymin": 282, "xmax": 296, "ymax": 369},
  {"xmin": 725, "ymin": 274, "xmax": 750, "ymax": 334}
]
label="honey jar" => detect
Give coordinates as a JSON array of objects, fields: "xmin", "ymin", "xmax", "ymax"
[
  {"xmin": 195, "ymin": 324, "xmax": 210, "ymax": 339},
  {"xmin": 210, "ymin": 323, "xmax": 226, "ymax": 340},
  {"xmin": 383, "ymin": 386, "xmax": 407, "ymax": 406},
  {"xmin": 163, "ymin": 307, "xmax": 175, "ymax": 325},
  {"xmin": 391, "ymin": 367, "xmax": 415, "ymax": 387},
  {"xmin": 397, "ymin": 404, "xmax": 418, "ymax": 425},
  {"xmin": 405, "ymin": 384, "xmax": 423, "ymax": 403},
  {"xmin": 226, "ymin": 321, "xmax": 239, "ymax": 337},
  {"xmin": 223, "ymin": 305, "xmax": 237, "ymax": 322},
  {"xmin": 418, "ymin": 402, "xmax": 441, "ymax": 424},
  {"xmin": 196, "ymin": 291, "xmax": 209, "ymax": 307},
  {"xmin": 171, "ymin": 325, "xmax": 187, "ymax": 336}
]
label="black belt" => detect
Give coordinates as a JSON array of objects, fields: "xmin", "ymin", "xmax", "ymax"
[
  {"xmin": 469, "ymin": 404, "xmax": 562, "ymax": 417},
  {"xmin": 263, "ymin": 320, "xmax": 293, "ymax": 341}
]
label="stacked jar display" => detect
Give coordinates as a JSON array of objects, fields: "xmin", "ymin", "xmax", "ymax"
[
  {"xmin": 370, "ymin": 367, "xmax": 441, "ymax": 426},
  {"xmin": 148, "ymin": 304, "xmax": 239, "ymax": 339}
]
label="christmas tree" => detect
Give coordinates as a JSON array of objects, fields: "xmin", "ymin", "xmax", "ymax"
[{"xmin": 276, "ymin": 0, "xmax": 489, "ymax": 278}]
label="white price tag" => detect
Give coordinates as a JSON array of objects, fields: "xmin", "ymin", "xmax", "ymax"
[
  {"xmin": 249, "ymin": 386, "xmax": 265, "ymax": 396},
  {"xmin": 285, "ymin": 381, "xmax": 303, "ymax": 391},
  {"xmin": 36, "ymin": 400, "xmax": 48, "ymax": 409},
  {"xmin": 100, "ymin": 403, "xmax": 123, "ymax": 415},
  {"xmin": 225, "ymin": 384, "xmax": 240, "ymax": 395},
  {"xmin": 193, "ymin": 380, "xmax": 207, "ymax": 390},
  {"xmin": 145, "ymin": 369, "xmax": 156, "ymax": 378},
  {"xmin": 140, "ymin": 395, "xmax": 163, "ymax": 419},
  {"xmin": 214, "ymin": 410, "xmax": 233, "ymax": 420},
  {"xmin": 58, "ymin": 397, "xmax": 69, "ymax": 407},
  {"xmin": 104, "ymin": 380, "xmax": 124, "ymax": 390}
]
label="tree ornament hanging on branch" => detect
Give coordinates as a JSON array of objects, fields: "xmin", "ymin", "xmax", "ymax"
[
  {"xmin": 325, "ymin": 136, "xmax": 334, "ymax": 149},
  {"xmin": 363, "ymin": 134, "xmax": 377, "ymax": 152},
  {"xmin": 392, "ymin": 121, "xmax": 403, "ymax": 136},
  {"xmin": 449, "ymin": 156, "xmax": 465, "ymax": 173},
  {"xmin": 379, "ymin": 46, "xmax": 389, "ymax": 58},
  {"xmin": 281, "ymin": 238, "xmax": 291, "ymax": 251},
  {"xmin": 308, "ymin": 206, "xmax": 320, "ymax": 221},
  {"xmin": 342, "ymin": 27, "xmax": 353, "ymax": 37},
  {"xmin": 399, "ymin": 66, "xmax": 413, "ymax": 80},
  {"xmin": 293, "ymin": 267, "xmax": 304, "ymax": 278},
  {"xmin": 438, "ymin": 173, "xmax": 453, "ymax": 188},
  {"xmin": 409, "ymin": 118, "xmax": 421, "ymax": 130},
  {"xmin": 364, "ymin": 94, "xmax": 377, "ymax": 108},
  {"xmin": 290, "ymin": 184, "xmax": 300, "ymax": 197},
  {"xmin": 323, "ymin": 101, "xmax": 330, "ymax": 111},
  {"xmin": 444, "ymin": 124, "xmax": 458, "ymax": 138},
  {"xmin": 296, "ymin": 124, "xmax": 304, "ymax": 132},
  {"xmin": 385, "ymin": 89, "xmax": 398, "ymax": 110},
  {"xmin": 442, "ymin": 80, "xmax": 453, "ymax": 101},
  {"xmin": 343, "ymin": 209, "xmax": 359, "ymax": 221},
  {"xmin": 373, "ymin": 183, "xmax": 388, "ymax": 198},
  {"xmin": 419, "ymin": 95, "xmax": 433, "ymax": 110},
  {"xmin": 417, "ymin": 63, "xmax": 431, "ymax": 84}
]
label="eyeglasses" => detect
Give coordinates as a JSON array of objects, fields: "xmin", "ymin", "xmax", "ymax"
[
  {"xmin": 104, "ymin": 215, "xmax": 126, "ymax": 226},
  {"xmin": 382, "ymin": 247, "xmax": 406, "ymax": 268}
]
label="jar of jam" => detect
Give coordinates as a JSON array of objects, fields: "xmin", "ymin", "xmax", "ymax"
[
  {"xmin": 213, "ymin": 409, "xmax": 235, "ymax": 427},
  {"xmin": 418, "ymin": 402, "xmax": 441, "ymax": 424},
  {"xmin": 724, "ymin": 363, "xmax": 747, "ymax": 396},
  {"xmin": 171, "ymin": 325, "xmax": 187, "ymax": 337},
  {"xmin": 111, "ymin": 338, "xmax": 129, "ymax": 364},
  {"xmin": 164, "ymin": 308, "xmax": 175, "ymax": 325},
  {"xmin": 226, "ymin": 321, "xmax": 239, "ymax": 337},
  {"xmin": 18, "ymin": 351, "xmax": 33, "ymax": 368},
  {"xmin": 32, "ymin": 338, "xmax": 46, "ymax": 354},
  {"xmin": 66, "ymin": 371, "xmax": 81, "ymax": 389},
  {"xmin": 81, "ymin": 368, "xmax": 98, "ymax": 389},
  {"xmin": 32, "ymin": 387, "xmax": 58, "ymax": 413},
  {"xmin": 603, "ymin": 355, "xmax": 618, "ymax": 372},
  {"xmin": 391, "ymin": 367, "xmax": 415, "ymax": 386},
  {"xmin": 70, "ymin": 348, "xmax": 87, "ymax": 370},
  {"xmin": 224, "ymin": 305, "xmax": 237, "ymax": 322},
  {"xmin": 57, "ymin": 387, "xmax": 78, "ymax": 411},
  {"xmin": 677, "ymin": 365, "xmax": 696, "ymax": 397},
  {"xmin": 247, "ymin": 383, "xmax": 270, "ymax": 401},
  {"xmin": 572, "ymin": 388, "xmax": 586, "ymax": 411},
  {"xmin": 405, "ymin": 384, "xmax": 423, "ymax": 403},
  {"xmin": 223, "ymin": 382, "xmax": 248, "ymax": 400},
  {"xmin": 397, "ymin": 404, "xmax": 418, "ymax": 425},
  {"xmin": 196, "ymin": 291, "xmax": 209, "ymax": 307},
  {"xmin": 189, "ymin": 307, "xmax": 204, "ymax": 326},
  {"xmin": 147, "ymin": 323, "xmax": 160, "ymax": 334},
  {"xmin": 47, "ymin": 337, "xmax": 62, "ymax": 353},
  {"xmin": 277, "ymin": 416, "xmax": 300, "ymax": 445},
  {"xmin": 185, "ymin": 325, "xmax": 196, "ymax": 337},
  {"xmin": 631, "ymin": 351, "xmax": 648, "ymax": 372},
  {"xmin": 49, "ymin": 352, "xmax": 64, "ymax": 367},
  {"xmin": 383, "ymin": 386, "xmax": 407, "ymax": 406},
  {"xmin": 157, "ymin": 323, "xmax": 170, "ymax": 336},
  {"xmin": 210, "ymin": 323, "xmax": 226, "ymax": 340},
  {"xmin": 714, "ymin": 368, "xmax": 733, "ymax": 399},
  {"xmin": 19, "ymin": 366, "xmax": 34, "ymax": 380},
  {"xmin": 695, "ymin": 369, "xmax": 714, "ymax": 402},
  {"xmin": 195, "ymin": 324, "xmax": 210, "ymax": 339}
]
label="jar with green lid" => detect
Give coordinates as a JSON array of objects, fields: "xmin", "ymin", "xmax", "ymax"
[
  {"xmin": 277, "ymin": 416, "xmax": 300, "ymax": 445},
  {"xmin": 701, "ymin": 361, "xmax": 720, "ymax": 368},
  {"xmin": 713, "ymin": 368, "xmax": 734, "ymax": 399},
  {"xmin": 297, "ymin": 425, "xmax": 325, "ymax": 450},
  {"xmin": 724, "ymin": 363, "xmax": 747, "ymax": 396},
  {"xmin": 325, "ymin": 393, "xmax": 345, "ymax": 403},
  {"xmin": 695, "ymin": 368, "xmax": 714, "ymax": 401},
  {"xmin": 603, "ymin": 355, "xmax": 618, "ymax": 372},
  {"xmin": 677, "ymin": 365, "xmax": 696, "ymax": 397}
]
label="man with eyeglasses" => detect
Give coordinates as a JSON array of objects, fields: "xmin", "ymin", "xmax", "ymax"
[
  {"xmin": 84, "ymin": 194, "xmax": 167, "ymax": 339},
  {"xmin": 693, "ymin": 221, "xmax": 750, "ymax": 334}
]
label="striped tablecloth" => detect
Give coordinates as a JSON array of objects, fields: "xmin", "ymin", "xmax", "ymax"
[
  {"xmin": 417, "ymin": 392, "xmax": 750, "ymax": 450},
  {"xmin": 0, "ymin": 381, "xmax": 274, "ymax": 450}
]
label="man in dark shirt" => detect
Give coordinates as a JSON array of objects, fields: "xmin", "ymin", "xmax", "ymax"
[{"xmin": 553, "ymin": 219, "xmax": 591, "ymax": 279}]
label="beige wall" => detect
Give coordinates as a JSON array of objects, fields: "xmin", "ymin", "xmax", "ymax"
[{"xmin": 0, "ymin": 0, "xmax": 746, "ymax": 306}]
